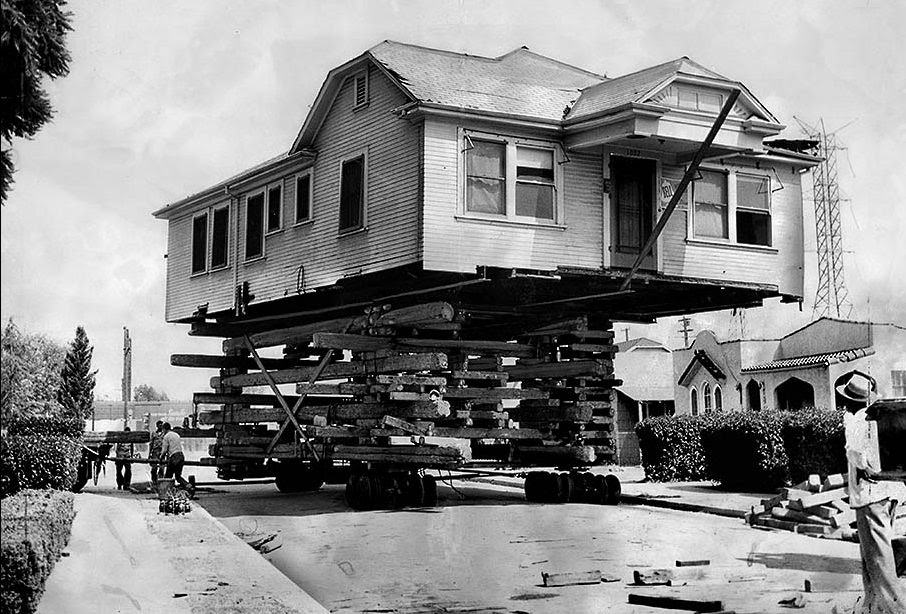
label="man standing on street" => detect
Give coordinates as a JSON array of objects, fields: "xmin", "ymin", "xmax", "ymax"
[
  {"xmin": 149, "ymin": 420, "xmax": 164, "ymax": 486},
  {"xmin": 160, "ymin": 422, "xmax": 189, "ymax": 489},
  {"xmin": 114, "ymin": 426, "xmax": 134, "ymax": 490},
  {"xmin": 838, "ymin": 371, "xmax": 906, "ymax": 613}
]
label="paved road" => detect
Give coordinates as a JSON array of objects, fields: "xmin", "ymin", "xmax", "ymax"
[{"xmin": 200, "ymin": 480, "xmax": 864, "ymax": 613}]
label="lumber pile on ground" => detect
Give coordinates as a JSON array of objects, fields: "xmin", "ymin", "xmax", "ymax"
[{"xmin": 746, "ymin": 473, "xmax": 859, "ymax": 540}]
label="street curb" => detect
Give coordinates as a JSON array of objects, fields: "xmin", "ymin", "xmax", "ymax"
[{"xmin": 620, "ymin": 494, "xmax": 747, "ymax": 519}]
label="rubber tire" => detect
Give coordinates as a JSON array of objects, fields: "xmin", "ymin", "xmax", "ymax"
[
  {"xmin": 589, "ymin": 474, "xmax": 608, "ymax": 505},
  {"xmin": 581, "ymin": 472, "xmax": 598, "ymax": 503},
  {"xmin": 421, "ymin": 474, "xmax": 438, "ymax": 507},
  {"xmin": 345, "ymin": 473, "xmax": 361, "ymax": 509},
  {"xmin": 604, "ymin": 474, "xmax": 621, "ymax": 505},
  {"xmin": 275, "ymin": 466, "xmax": 303, "ymax": 493},
  {"xmin": 524, "ymin": 471, "xmax": 547, "ymax": 502},
  {"xmin": 556, "ymin": 472, "xmax": 572, "ymax": 503},
  {"xmin": 567, "ymin": 473, "xmax": 585, "ymax": 503},
  {"xmin": 405, "ymin": 472, "xmax": 424, "ymax": 507},
  {"xmin": 542, "ymin": 472, "xmax": 560, "ymax": 503},
  {"xmin": 368, "ymin": 473, "xmax": 385, "ymax": 509}
]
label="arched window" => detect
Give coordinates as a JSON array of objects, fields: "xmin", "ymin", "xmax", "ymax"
[
  {"xmin": 747, "ymin": 379, "xmax": 762, "ymax": 411},
  {"xmin": 703, "ymin": 382, "xmax": 712, "ymax": 413},
  {"xmin": 714, "ymin": 385, "xmax": 722, "ymax": 412},
  {"xmin": 690, "ymin": 388, "xmax": 699, "ymax": 416}
]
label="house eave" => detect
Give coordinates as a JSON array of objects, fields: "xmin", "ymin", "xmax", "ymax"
[{"xmin": 402, "ymin": 103, "xmax": 564, "ymax": 133}]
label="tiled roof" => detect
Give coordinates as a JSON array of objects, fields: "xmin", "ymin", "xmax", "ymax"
[
  {"xmin": 566, "ymin": 57, "xmax": 726, "ymax": 122},
  {"xmin": 369, "ymin": 41, "xmax": 605, "ymax": 121},
  {"xmin": 741, "ymin": 347, "xmax": 874, "ymax": 373},
  {"xmin": 616, "ymin": 337, "xmax": 668, "ymax": 352}
]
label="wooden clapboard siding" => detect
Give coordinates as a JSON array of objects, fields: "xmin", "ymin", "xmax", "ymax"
[
  {"xmin": 164, "ymin": 64, "xmax": 421, "ymax": 321},
  {"xmin": 164, "ymin": 199, "xmax": 236, "ymax": 321},
  {"xmin": 421, "ymin": 118, "xmax": 603, "ymax": 274},
  {"xmin": 658, "ymin": 161, "xmax": 804, "ymax": 296}
]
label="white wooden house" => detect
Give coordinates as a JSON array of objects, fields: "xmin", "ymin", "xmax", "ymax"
[{"xmin": 153, "ymin": 41, "xmax": 818, "ymax": 328}]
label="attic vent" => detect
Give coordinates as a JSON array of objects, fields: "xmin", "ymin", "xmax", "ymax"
[{"xmin": 353, "ymin": 71, "xmax": 368, "ymax": 107}]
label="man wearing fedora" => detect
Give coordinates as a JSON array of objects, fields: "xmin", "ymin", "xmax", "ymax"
[{"xmin": 838, "ymin": 371, "xmax": 906, "ymax": 613}]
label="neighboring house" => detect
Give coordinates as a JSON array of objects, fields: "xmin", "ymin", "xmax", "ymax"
[
  {"xmin": 153, "ymin": 41, "xmax": 817, "ymax": 329},
  {"xmin": 674, "ymin": 318, "xmax": 906, "ymax": 415},
  {"xmin": 613, "ymin": 337, "xmax": 675, "ymax": 464}
]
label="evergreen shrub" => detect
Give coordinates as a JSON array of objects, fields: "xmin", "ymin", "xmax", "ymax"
[
  {"xmin": 0, "ymin": 489, "xmax": 75, "ymax": 614},
  {"xmin": 635, "ymin": 415, "xmax": 707, "ymax": 481},
  {"xmin": 1, "ymin": 413, "xmax": 83, "ymax": 497},
  {"xmin": 781, "ymin": 408, "xmax": 846, "ymax": 484}
]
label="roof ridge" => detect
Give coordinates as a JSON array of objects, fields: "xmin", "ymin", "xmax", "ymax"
[
  {"xmin": 498, "ymin": 46, "xmax": 607, "ymax": 80},
  {"xmin": 578, "ymin": 56, "xmax": 685, "ymax": 94},
  {"xmin": 375, "ymin": 39, "xmax": 502, "ymax": 63}
]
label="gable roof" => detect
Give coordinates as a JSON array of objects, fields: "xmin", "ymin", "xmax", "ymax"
[
  {"xmin": 566, "ymin": 57, "xmax": 723, "ymax": 121},
  {"xmin": 616, "ymin": 336, "xmax": 669, "ymax": 353},
  {"xmin": 677, "ymin": 349, "xmax": 726, "ymax": 386},
  {"xmin": 369, "ymin": 41, "xmax": 605, "ymax": 122}
]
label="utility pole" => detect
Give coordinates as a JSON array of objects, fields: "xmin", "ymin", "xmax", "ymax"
[
  {"xmin": 122, "ymin": 327, "xmax": 132, "ymax": 427},
  {"xmin": 678, "ymin": 316, "xmax": 693, "ymax": 347}
]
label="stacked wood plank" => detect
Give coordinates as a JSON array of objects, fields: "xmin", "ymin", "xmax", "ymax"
[
  {"xmin": 746, "ymin": 473, "xmax": 858, "ymax": 540},
  {"xmin": 177, "ymin": 301, "xmax": 620, "ymax": 476}
]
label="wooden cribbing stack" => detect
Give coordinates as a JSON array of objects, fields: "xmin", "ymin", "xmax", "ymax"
[{"xmin": 173, "ymin": 300, "xmax": 622, "ymax": 508}]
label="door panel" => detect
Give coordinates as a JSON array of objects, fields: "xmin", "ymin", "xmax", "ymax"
[{"xmin": 611, "ymin": 156, "xmax": 656, "ymax": 270}]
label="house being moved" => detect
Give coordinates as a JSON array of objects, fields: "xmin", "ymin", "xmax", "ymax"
[
  {"xmin": 153, "ymin": 41, "xmax": 817, "ymax": 327},
  {"xmin": 152, "ymin": 42, "xmax": 819, "ymax": 504}
]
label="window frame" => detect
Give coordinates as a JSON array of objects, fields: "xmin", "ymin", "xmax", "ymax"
[
  {"xmin": 338, "ymin": 150, "xmax": 368, "ymax": 235},
  {"xmin": 713, "ymin": 384, "xmax": 722, "ymax": 412},
  {"xmin": 266, "ymin": 181, "xmax": 283, "ymax": 235},
  {"xmin": 209, "ymin": 204, "xmax": 231, "ymax": 271},
  {"xmin": 459, "ymin": 129, "xmax": 564, "ymax": 227},
  {"xmin": 244, "ymin": 190, "xmax": 266, "ymax": 262},
  {"xmin": 687, "ymin": 166, "xmax": 774, "ymax": 249},
  {"xmin": 690, "ymin": 387, "xmax": 699, "ymax": 416},
  {"xmin": 702, "ymin": 382, "xmax": 712, "ymax": 413},
  {"xmin": 293, "ymin": 169, "xmax": 314, "ymax": 226},
  {"xmin": 190, "ymin": 210, "xmax": 209, "ymax": 276}
]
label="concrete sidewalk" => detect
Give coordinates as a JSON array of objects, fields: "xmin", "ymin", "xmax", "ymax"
[{"xmin": 38, "ymin": 491, "xmax": 328, "ymax": 614}]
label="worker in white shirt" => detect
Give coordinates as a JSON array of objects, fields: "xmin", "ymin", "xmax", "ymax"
[
  {"xmin": 159, "ymin": 422, "xmax": 189, "ymax": 488},
  {"xmin": 839, "ymin": 371, "xmax": 906, "ymax": 614}
]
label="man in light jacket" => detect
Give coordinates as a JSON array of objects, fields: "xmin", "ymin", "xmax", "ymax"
[
  {"xmin": 839, "ymin": 371, "xmax": 906, "ymax": 613},
  {"xmin": 160, "ymin": 422, "xmax": 189, "ymax": 488}
]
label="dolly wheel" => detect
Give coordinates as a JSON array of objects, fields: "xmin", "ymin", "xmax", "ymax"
[
  {"xmin": 567, "ymin": 473, "xmax": 586, "ymax": 503},
  {"xmin": 556, "ymin": 472, "xmax": 572, "ymax": 503},
  {"xmin": 345, "ymin": 473, "xmax": 369, "ymax": 510},
  {"xmin": 405, "ymin": 472, "xmax": 425, "ymax": 507},
  {"xmin": 421, "ymin": 474, "xmax": 438, "ymax": 507},
  {"xmin": 524, "ymin": 471, "xmax": 547, "ymax": 502},
  {"xmin": 589, "ymin": 474, "xmax": 608, "ymax": 505},
  {"xmin": 604, "ymin": 474, "xmax": 621, "ymax": 505}
]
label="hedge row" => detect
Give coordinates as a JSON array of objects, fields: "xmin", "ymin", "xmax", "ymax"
[
  {"xmin": 1, "ymin": 415, "xmax": 84, "ymax": 498},
  {"xmin": 1, "ymin": 489, "xmax": 76, "ymax": 614},
  {"xmin": 635, "ymin": 409, "xmax": 846, "ymax": 488}
]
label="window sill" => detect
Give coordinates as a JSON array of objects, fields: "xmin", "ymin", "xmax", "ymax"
[
  {"xmin": 338, "ymin": 226, "xmax": 367, "ymax": 238},
  {"xmin": 293, "ymin": 219, "xmax": 314, "ymax": 228},
  {"xmin": 265, "ymin": 228, "xmax": 284, "ymax": 237},
  {"xmin": 454, "ymin": 214, "xmax": 566, "ymax": 231},
  {"xmin": 190, "ymin": 270, "xmax": 208, "ymax": 279},
  {"xmin": 209, "ymin": 264, "xmax": 231, "ymax": 273},
  {"xmin": 352, "ymin": 101, "xmax": 370, "ymax": 112},
  {"xmin": 244, "ymin": 256, "xmax": 266, "ymax": 265},
  {"xmin": 685, "ymin": 238, "xmax": 778, "ymax": 254}
]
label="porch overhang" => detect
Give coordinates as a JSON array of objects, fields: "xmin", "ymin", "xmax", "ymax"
[{"xmin": 562, "ymin": 101, "xmax": 783, "ymax": 160}]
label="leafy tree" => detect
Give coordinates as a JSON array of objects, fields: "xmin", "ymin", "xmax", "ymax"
[
  {"xmin": 133, "ymin": 384, "xmax": 169, "ymax": 402},
  {"xmin": 0, "ymin": 0, "xmax": 73, "ymax": 203},
  {"xmin": 1, "ymin": 319, "xmax": 66, "ymax": 421},
  {"xmin": 57, "ymin": 326, "xmax": 96, "ymax": 419}
]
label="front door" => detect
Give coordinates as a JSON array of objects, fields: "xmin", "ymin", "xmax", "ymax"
[{"xmin": 611, "ymin": 156, "xmax": 656, "ymax": 269}]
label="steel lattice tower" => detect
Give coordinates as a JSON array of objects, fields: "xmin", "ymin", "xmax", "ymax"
[{"xmin": 799, "ymin": 119, "xmax": 853, "ymax": 319}]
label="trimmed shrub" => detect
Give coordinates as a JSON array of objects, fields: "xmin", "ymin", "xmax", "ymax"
[
  {"xmin": 700, "ymin": 411, "xmax": 789, "ymax": 490},
  {"xmin": 1, "ymin": 414, "xmax": 84, "ymax": 497},
  {"xmin": 1, "ymin": 489, "xmax": 76, "ymax": 613},
  {"xmin": 781, "ymin": 408, "xmax": 846, "ymax": 484},
  {"xmin": 635, "ymin": 415, "xmax": 707, "ymax": 481}
]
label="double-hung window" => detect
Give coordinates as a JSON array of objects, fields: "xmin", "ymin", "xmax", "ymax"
[
  {"xmin": 210, "ymin": 205, "xmax": 230, "ymax": 269},
  {"xmin": 464, "ymin": 132, "xmax": 560, "ymax": 223},
  {"xmin": 736, "ymin": 174, "xmax": 771, "ymax": 246},
  {"xmin": 267, "ymin": 183, "xmax": 282, "ymax": 233},
  {"xmin": 191, "ymin": 212, "xmax": 208, "ymax": 274},
  {"xmin": 702, "ymin": 382, "xmax": 712, "ymax": 413},
  {"xmin": 692, "ymin": 170, "xmax": 728, "ymax": 239},
  {"xmin": 690, "ymin": 169, "xmax": 772, "ymax": 247},
  {"xmin": 245, "ymin": 192, "xmax": 265, "ymax": 260},
  {"xmin": 339, "ymin": 154, "xmax": 365, "ymax": 232},
  {"xmin": 295, "ymin": 171, "xmax": 313, "ymax": 224}
]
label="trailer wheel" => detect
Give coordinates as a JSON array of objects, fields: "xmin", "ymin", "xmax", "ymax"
[
  {"xmin": 421, "ymin": 474, "xmax": 438, "ymax": 507},
  {"xmin": 405, "ymin": 471, "xmax": 424, "ymax": 507},
  {"xmin": 589, "ymin": 474, "xmax": 608, "ymax": 505},
  {"xmin": 604, "ymin": 474, "xmax": 621, "ymax": 505},
  {"xmin": 556, "ymin": 472, "xmax": 572, "ymax": 503},
  {"xmin": 566, "ymin": 473, "xmax": 586, "ymax": 503},
  {"xmin": 275, "ymin": 463, "xmax": 324, "ymax": 493},
  {"xmin": 524, "ymin": 471, "xmax": 547, "ymax": 502}
]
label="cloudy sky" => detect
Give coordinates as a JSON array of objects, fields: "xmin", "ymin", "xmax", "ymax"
[{"xmin": 2, "ymin": 0, "xmax": 904, "ymax": 401}]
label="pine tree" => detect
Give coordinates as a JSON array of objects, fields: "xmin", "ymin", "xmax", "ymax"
[{"xmin": 57, "ymin": 326, "xmax": 96, "ymax": 419}]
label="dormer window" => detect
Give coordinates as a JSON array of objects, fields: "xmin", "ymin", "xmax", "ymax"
[{"xmin": 353, "ymin": 71, "xmax": 368, "ymax": 108}]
